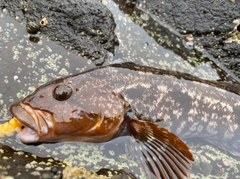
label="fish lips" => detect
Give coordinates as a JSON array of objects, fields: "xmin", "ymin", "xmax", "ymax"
[
  {"xmin": 10, "ymin": 102, "xmax": 37, "ymax": 130},
  {"xmin": 10, "ymin": 102, "xmax": 49, "ymax": 143}
]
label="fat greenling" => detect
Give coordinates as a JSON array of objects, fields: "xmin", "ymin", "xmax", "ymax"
[{"xmin": 10, "ymin": 63, "xmax": 240, "ymax": 179}]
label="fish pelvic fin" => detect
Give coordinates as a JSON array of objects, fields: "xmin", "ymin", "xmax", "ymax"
[{"xmin": 128, "ymin": 119, "xmax": 194, "ymax": 179}]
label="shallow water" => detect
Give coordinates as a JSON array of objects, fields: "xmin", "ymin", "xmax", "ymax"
[{"xmin": 1, "ymin": 0, "xmax": 240, "ymax": 178}]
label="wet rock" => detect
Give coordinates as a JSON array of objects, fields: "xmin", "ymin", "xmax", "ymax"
[
  {"xmin": 138, "ymin": 0, "xmax": 237, "ymax": 33},
  {"xmin": 62, "ymin": 167, "xmax": 135, "ymax": 179},
  {"xmin": 62, "ymin": 167, "xmax": 108, "ymax": 179},
  {"xmin": 24, "ymin": 0, "xmax": 118, "ymax": 63},
  {"xmin": 1, "ymin": 0, "xmax": 26, "ymax": 21},
  {"xmin": 0, "ymin": 143, "xmax": 65, "ymax": 179},
  {"xmin": 200, "ymin": 161, "xmax": 213, "ymax": 176},
  {"xmin": 2, "ymin": 0, "xmax": 119, "ymax": 64},
  {"xmin": 96, "ymin": 168, "xmax": 137, "ymax": 179},
  {"xmin": 188, "ymin": 141, "xmax": 240, "ymax": 178},
  {"xmin": 112, "ymin": 0, "xmax": 239, "ymax": 82},
  {"xmin": 119, "ymin": 0, "xmax": 240, "ymax": 78}
]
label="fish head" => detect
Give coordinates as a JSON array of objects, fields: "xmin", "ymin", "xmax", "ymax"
[{"xmin": 10, "ymin": 73, "xmax": 126, "ymax": 144}]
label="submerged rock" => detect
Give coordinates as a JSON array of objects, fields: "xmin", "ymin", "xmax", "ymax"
[{"xmin": 62, "ymin": 167, "xmax": 135, "ymax": 179}]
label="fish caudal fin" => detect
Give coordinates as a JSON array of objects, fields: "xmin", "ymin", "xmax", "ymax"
[{"xmin": 128, "ymin": 119, "xmax": 194, "ymax": 179}]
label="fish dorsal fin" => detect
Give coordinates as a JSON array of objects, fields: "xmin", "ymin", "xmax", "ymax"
[{"xmin": 128, "ymin": 119, "xmax": 194, "ymax": 179}]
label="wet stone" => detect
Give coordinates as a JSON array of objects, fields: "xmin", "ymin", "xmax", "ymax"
[
  {"xmin": 1, "ymin": 0, "xmax": 26, "ymax": 22},
  {"xmin": 25, "ymin": 0, "xmax": 118, "ymax": 63},
  {"xmin": 110, "ymin": 0, "xmax": 239, "ymax": 82},
  {"xmin": 3, "ymin": 0, "xmax": 119, "ymax": 64},
  {"xmin": 0, "ymin": 144, "xmax": 66, "ymax": 179},
  {"xmin": 62, "ymin": 167, "xmax": 134, "ymax": 179},
  {"xmin": 62, "ymin": 167, "xmax": 107, "ymax": 179},
  {"xmin": 126, "ymin": 0, "xmax": 240, "ymax": 78},
  {"xmin": 51, "ymin": 166, "xmax": 58, "ymax": 175},
  {"xmin": 201, "ymin": 161, "xmax": 213, "ymax": 176}
]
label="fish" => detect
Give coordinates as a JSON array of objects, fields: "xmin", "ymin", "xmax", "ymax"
[{"xmin": 10, "ymin": 63, "xmax": 240, "ymax": 178}]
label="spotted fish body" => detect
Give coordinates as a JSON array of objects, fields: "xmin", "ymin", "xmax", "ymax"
[
  {"xmin": 10, "ymin": 63, "xmax": 240, "ymax": 178},
  {"xmin": 24, "ymin": 63, "xmax": 240, "ymax": 142}
]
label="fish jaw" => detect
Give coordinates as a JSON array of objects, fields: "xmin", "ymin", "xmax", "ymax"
[
  {"xmin": 16, "ymin": 126, "xmax": 39, "ymax": 143},
  {"xmin": 10, "ymin": 102, "xmax": 52, "ymax": 143}
]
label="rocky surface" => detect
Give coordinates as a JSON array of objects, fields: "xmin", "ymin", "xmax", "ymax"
[
  {"xmin": 0, "ymin": 143, "xmax": 135, "ymax": 179},
  {"xmin": 1, "ymin": 0, "xmax": 118, "ymax": 65},
  {"xmin": 108, "ymin": 0, "xmax": 240, "ymax": 87},
  {"xmin": 0, "ymin": 143, "xmax": 65, "ymax": 179},
  {"xmin": 127, "ymin": 0, "xmax": 240, "ymax": 78},
  {"xmin": 62, "ymin": 167, "xmax": 135, "ymax": 179}
]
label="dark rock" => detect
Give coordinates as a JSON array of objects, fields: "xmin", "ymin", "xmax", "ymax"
[
  {"xmin": 223, "ymin": 42, "xmax": 240, "ymax": 56},
  {"xmin": 113, "ymin": 0, "xmax": 240, "ymax": 82},
  {"xmin": 1, "ymin": 0, "xmax": 26, "ymax": 21},
  {"xmin": 120, "ymin": 0, "xmax": 240, "ymax": 78},
  {"xmin": 2, "ymin": 0, "xmax": 118, "ymax": 64},
  {"xmin": 24, "ymin": 0, "xmax": 118, "ymax": 63},
  {"xmin": 138, "ymin": 0, "xmax": 237, "ymax": 33},
  {"xmin": 51, "ymin": 166, "xmax": 58, "ymax": 175},
  {"xmin": 96, "ymin": 168, "xmax": 137, "ymax": 179},
  {"xmin": 0, "ymin": 143, "xmax": 65, "ymax": 178}
]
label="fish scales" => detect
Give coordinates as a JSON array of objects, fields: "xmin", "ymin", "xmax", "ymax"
[
  {"xmin": 9, "ymin": 63, "xmax": 240, "ymax": 179},
  {"xmin": 39, "ymin": 64, "xmax": 240, "ymax": 141}
]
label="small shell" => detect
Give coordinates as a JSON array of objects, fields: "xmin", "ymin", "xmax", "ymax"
[
  {"xmin": 26, "ymin": 21, "xmax": 40, "ymax": 34},
  {"xmin": 185, "ymin": 34, "xmax": 194, "ymax": 42},
  {"xmin": 39, "ymin": 17, "xmax": 48, "ymax": 27}
]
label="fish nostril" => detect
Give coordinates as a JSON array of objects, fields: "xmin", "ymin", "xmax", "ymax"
[{"xmin": 53, "ymin": 84, "xmax": 73, "ymax": 101}]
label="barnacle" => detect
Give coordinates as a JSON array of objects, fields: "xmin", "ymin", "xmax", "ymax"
[
  {"xmin": 39, "ymin": 17, "xmax": 48, "ymax": 27},
  {"xmin": 0, "ymin": 117, "xmax": 23, "ymax": 137}
]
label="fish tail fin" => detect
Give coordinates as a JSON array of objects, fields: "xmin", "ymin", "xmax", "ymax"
[{"xmin": 128, "ymin": 119, "xmax": 194, "ymax": 179}]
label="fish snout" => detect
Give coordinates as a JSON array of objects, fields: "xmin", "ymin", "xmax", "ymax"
[
  {"xmin": 10, "ymin": 102, "xmax": 53, "ymax": 143},
  {"xmin": 10, "ymin": 102, "xmax": 38, "ymax": 131}
]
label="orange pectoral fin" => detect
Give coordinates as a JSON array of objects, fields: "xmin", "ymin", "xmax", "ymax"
[
  {"xmin": 0, "ymin": 117, "xmax": 23, "ymax": 137},
  {"xmin": 128, "ymin": 119, "xmax": 194, "ymax": 179}
]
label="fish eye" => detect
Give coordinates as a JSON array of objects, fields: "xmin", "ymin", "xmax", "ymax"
[{"xmin": 53, "ymin": 84, "xmax": 73, "ymax": 101}]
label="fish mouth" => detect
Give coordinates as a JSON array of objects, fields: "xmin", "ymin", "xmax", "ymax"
[{"xmin": 10, "ymin": 102, "xmax": 52, "ymax": 143}]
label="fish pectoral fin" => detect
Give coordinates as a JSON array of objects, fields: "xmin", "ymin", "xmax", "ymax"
[{"xmin": 128, "ymin": 119, "xmax": 194, "ymax": 179}]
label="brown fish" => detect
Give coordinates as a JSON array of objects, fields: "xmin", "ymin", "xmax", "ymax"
[{"xmin": 10, "ymin": 63, "xmax": 240, "ymax": 178}]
